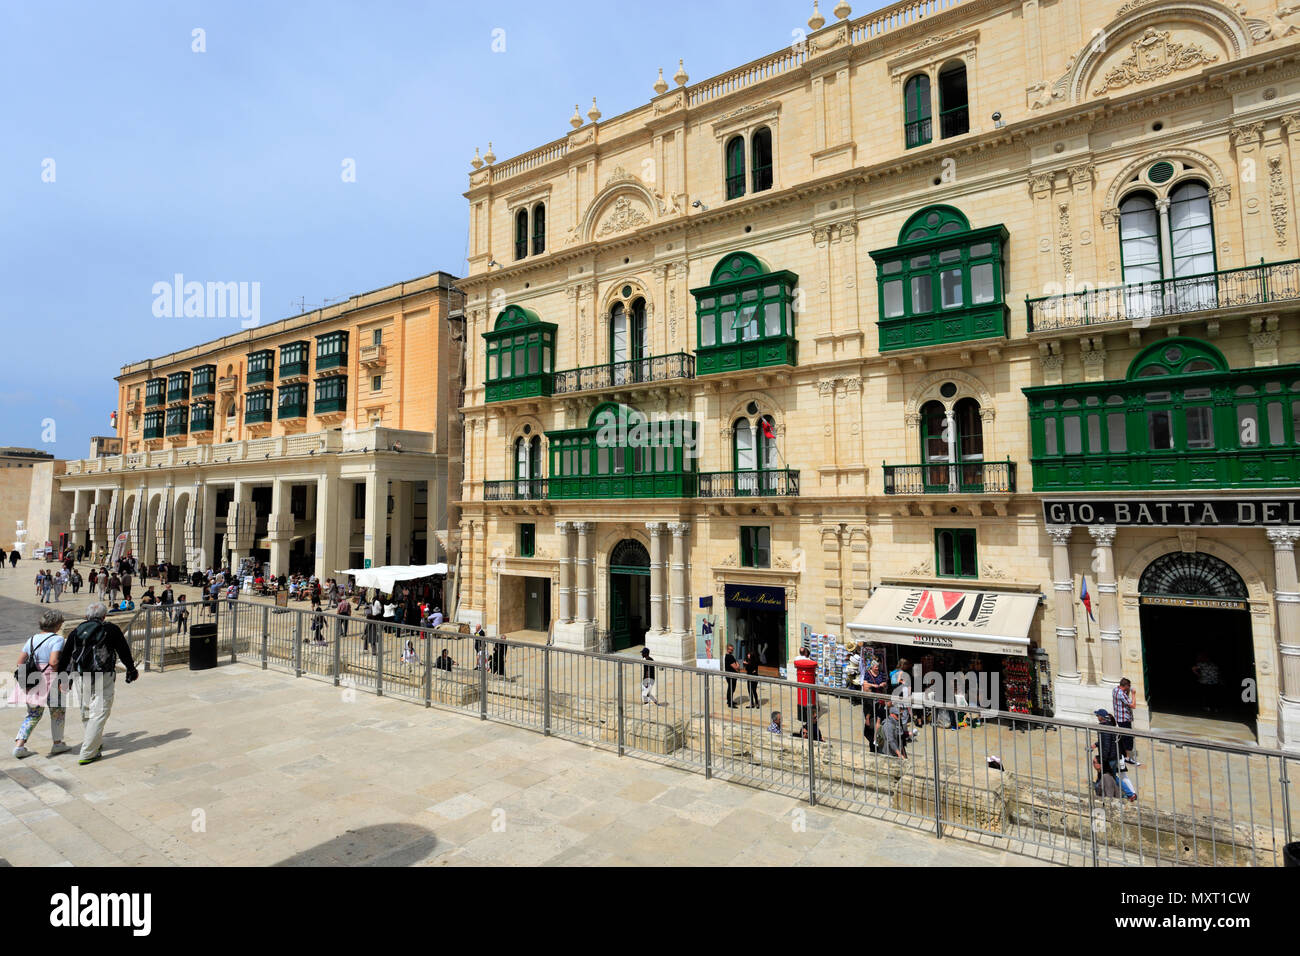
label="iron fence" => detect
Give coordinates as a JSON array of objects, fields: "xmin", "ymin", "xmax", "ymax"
[
  {"xmin": 118, "ymin": 600, "xmax": 1298, "ymax": 866},
  {"xmin": 883, "ymin": 460, "xmax": 1016, "ymax": 495}
]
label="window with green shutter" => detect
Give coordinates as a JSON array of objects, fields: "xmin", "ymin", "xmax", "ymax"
[
  {"xmin": 545, "ymin": 402, "xmax": 697, "ymax": 499},
  {"xmin": 245, "ymin": 390, "xmax": 272, "ymax": 424},
  {"xmin": 280, "ymin": 341, "xmax": 309, "ymax": 377},
  {"xmin": 869, "ymin": 205, "xmax": 1009, "ymax": 352},
  {"xmin": 314, "ymin": 375, "xmax": 347, "ymax": 414},
  {"xmin": 935, "ymin": 529, "xmax": 977, "ymax": 578},
  {"xmin": 315, "ymin": 331, "xmax": 348, "ymax": 371},
  {"xmin": 692, "ymin": 252, "xmax": 798, "ymax": 376},
  {"xmin": 247, "ymin": 349, "xmax": 275, "ymax": 384},
  {"xmin": 740, "ymin": 526, "xmax": 771, "ymax": 568},
  {"xmin": 519, "ymin": 523, "xmax": 536, "ymax": 558},
  {"xmin": 483, "ymin": 305, "xmax": 556, "ymax": 403}
]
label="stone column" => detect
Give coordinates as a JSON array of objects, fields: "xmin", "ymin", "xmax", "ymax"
[
  {"xmin": 267, "ymin": 479, "xmax": 293, "ymax": 577},
  {"xmin": 649, "ymin": 521, "xmax": 693, "ymax": 664},
  {"xmin": 225, "ymin": 480, "xmax": 255, "ymax": 564},
  {"xmin": 363, "ymin": 471, "xmax": 385, "ymax": 569},
  {"xmin": 646, "ymin": 521, "xmax": 666, "ymax": 636},
  {"xmin": 575, "ymin": 521, "xmax": 593, "ymax": 623},
  {"xmin": 1048, "ymin": 526, "xmax": 1080, "ymax": 681},
  {"xmin": 1090, "ymin": 524, "xmax": 1122, "ymax": 686},
  {"xmin": 314, "ymin": 474, "xmax": 337, "ymax": 580},
  {"xmin": 69, "ymin": 489, "xmax": 88, "ymax": 549},
  {"xmin": 188, "ymin": 481, "xmax": 209, "ymax": 570},
  {"xmin": 556, "ymin": 521, "xmax": 574, "ymax": 624},
  {"xmin": 1268, "ymin": 528, "xmax": 1300, "ymax": 751},
  {"xmin": 390, "ymin": 480, "xmax": 412, "ymax": 565}
]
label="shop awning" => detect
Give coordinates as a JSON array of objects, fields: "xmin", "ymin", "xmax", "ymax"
[
  {"xmin": 336, "ymin": 564, "xmax": 448, "ymax": 592},
  {"xmin": 846, "ymin": 585, "xmax": 1038, "ymax": 657}
]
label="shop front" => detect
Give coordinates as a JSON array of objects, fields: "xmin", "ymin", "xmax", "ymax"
[
  {"xmin": 724, "ymin": 583, "xmax": 787, "ymax": 675},
  {"xmin": 847, "ymin": 585, "xmax": 1047, "ymax": 714}
]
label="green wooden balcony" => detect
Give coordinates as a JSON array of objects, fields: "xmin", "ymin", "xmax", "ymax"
[
  {"xmin": 878, "ymin": 304, "xmax": 1008, "ymax": 352},
  {"xmin": 1026, "ymin": 258, "xmax": 1300, "ymax": 332},
  {"xmin": 1030, "ymin": 449, "xmax": 1300, "ymax": 492},
  {"xmin": 696, "ymin": 337, "xmax": 797, "ymax": 377},
  {"xmin": 546, "ymin": 473, "xmax": 696, "ymax": 500}
]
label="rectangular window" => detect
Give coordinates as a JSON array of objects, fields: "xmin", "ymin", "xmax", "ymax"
[
  {"xmin": 1063, "ymin": 416, "xmax": 1083, "ymax": 455},
  {"xmin": 910, "ymin": 274, "xmax": 933, "ymax": 314},
  {"xmin": 1147, "ymin": 409, "xmax": 1174, "ymax": 450},
  {"xmin": 940, "ymin": 269, "xmax": 963, "ymax": 309},
  {"xmin": 721, "ymin": 311, "xmax": 737, "ymax": 343},
  {"xmin": 1267, "ymin": 401, "xmax": 1284, "ymax": 446},
  {"xmin": 741, "ymin": 526, "xmax": 771, "ymax": 569},
  {"xmin": 519, "ymin": 524, "xmax": 535, "ymax": 559},
  {"xmin": 1185, "ymin": 407, "xmax": 1214, "ymax": 449},
  {"xmin": 1087, "ymin": 414, "xmax": 1102, "ymax": 454},
  {"xmin": 371, "ymin": 375, "xmax": 382, "ymax": 392},
  {"xmin": 883, "ymin": 280, "xmax": 904, "ymax": 318},
  {"xmin": 936, "ymin": 528, "xmax": 977, "ymax": 578},
  {"xmin": 700, "ymin": 313, "xmax": 716, "ymax": 347},
  {"xmin": 372, "ymin": 329, "xmax": 382, "ymax": 346},
  {"xmin": 970, "ymin": 262, "xmax": 995, "ymax": 304},
  {"xmin": 1237, "ymin": 404, "xmax": 1259, "ymax": 447},
  {"xmin": 489, "ymin": 352, "xmax": 499, "ymax": 380},
  {"xmin": 763, "ymin": 301, "xmax": 781, "ymax": 337},
  {"xmin": 1044, "ymin": 418, "xmax": 1058, "ymax": 456},
  {"xmin": 1107, "ymin": 413, "xmax": 1127, "ymax": 453}
]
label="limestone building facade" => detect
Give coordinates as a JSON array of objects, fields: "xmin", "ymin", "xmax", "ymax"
[
  {"xmin": 56, "ymin": 271, "xmax": 466, "ymax": 580},
  {"xmin": 457, "ymin": 0, "xmax": 1300, "ymax": 750}
]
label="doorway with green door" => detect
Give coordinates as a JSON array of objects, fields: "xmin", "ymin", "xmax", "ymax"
[{"xmin": 608, "ymin": 538, "xmax": 650, "ymax": 650}]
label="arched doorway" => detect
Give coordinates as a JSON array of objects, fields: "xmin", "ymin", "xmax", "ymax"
[
  {"xmin": 1138, "ymin": 551, "xmax": 1255, "ymax": 728},
  {"xmin": 608, "ymin": 539, "xmax": 650, "ymax": 651}
]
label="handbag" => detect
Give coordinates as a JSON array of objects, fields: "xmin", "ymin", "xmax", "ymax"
[{"xmin": 14, "ymin": 634, "xmax": 52, "ymax": 690}]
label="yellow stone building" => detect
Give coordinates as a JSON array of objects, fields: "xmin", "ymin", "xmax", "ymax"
[
  {"xmin": 56, "ymin": 271, "xmax": 466, "ymax": 580},
  {"xmin": 457, "ymin": 0, "xmax": 1300, "ymax": 750}
]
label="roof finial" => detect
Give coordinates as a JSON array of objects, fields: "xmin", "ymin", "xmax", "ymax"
[
  {"xmin": 833, "ymin": 0, "xmax": 851, "ymax": 20},
  {"xmin": 570, "ymin": 104, "xmax": 583, "ymax": 129},
  {"xmin": 483, "ymin": 142, "xmax": 496, "ymax": 165},
  {"xmin": 808, "ymin": 1, "xmax": 825, "ymax": 30},
  {"xmin": 587, "ymin": 97, "xmax": 601, "ymax": 124},
  {"xmin": 653, "ymin": 67, "xmax": 668, "ymax": 95},
  {"xmin": 471, "ymin": 146, "xmax": 483, "ymax": 170},
  {"xmin": 673, "ymin": 58, "xmax": 688, "ymax": 87}
]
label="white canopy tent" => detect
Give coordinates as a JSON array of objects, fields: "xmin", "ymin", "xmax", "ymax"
[{"xmin": 335, "ymin": 563, "xmax": 448, "ymax": 593}]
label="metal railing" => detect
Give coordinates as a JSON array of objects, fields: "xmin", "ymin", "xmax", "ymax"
[
  {"xmin": 883, "ymin": 460, "xmax": 1016, "ymax": 495},
  {"xmin": 697, "ymin": 468, "xmax": 800, "ymax": 497},
  {"xmin": 120, "ymin": 600, "xmax": 1298, "ymax": 866},
  {"xmin": 483, "ymin": 478, "xmax": 548, "ymax": 501},
  {"xmin": 1026, "ymin": 258, "xmax": 1300, "ymax": 332},
  {"xmin": 552, "ymin": 352, "xmax": 694, "ymax": 395}
]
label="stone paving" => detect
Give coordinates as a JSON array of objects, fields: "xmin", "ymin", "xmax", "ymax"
[{"xmin": 0, "ymin": 562, "xmax": 1044, "ymax": 866}]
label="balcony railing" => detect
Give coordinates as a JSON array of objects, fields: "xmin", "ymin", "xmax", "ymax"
[
  {"xmin": 696, "ymin": 469, "xmax": 800, "ymax": 498},
  {"xmin": 484, "ymin": 479, "xmax": 548, "ymax": 501},
  {"xmin": 883, "ymin": 460, "xmax": 1017, "ymax": 495},
  {"xmin": 1026, "ymin": 258, "xmax": 1300, "ymax": 332},
  {"xmin": 938, "ymin": 106, "xmax": 969, "ymax": 139},
  {"xmin": 359, "ymin": 343, "xmax": 386, "ymax": 367},
  {"xmin": 552, "ymin": 352, "xmax": 695, "ymax": 395}
]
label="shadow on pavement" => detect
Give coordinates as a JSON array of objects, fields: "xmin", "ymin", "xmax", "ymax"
[
  {"xmin": 273, "ymin": 823, "xmax": 439, "ymax": 866},
  {"xmin": 100, "ymin": 728, "xmax": 192, "ymax": 757}
]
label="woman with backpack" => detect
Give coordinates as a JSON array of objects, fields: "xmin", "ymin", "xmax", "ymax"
[{"xmin": 10, "ymin": 608, "xmax": 71, "ymax": 758}]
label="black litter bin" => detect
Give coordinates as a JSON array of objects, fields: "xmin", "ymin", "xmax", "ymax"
[
  {"xmin": 189, "ymin": 622, "xmax": 218, "ymax": 671},
  {"xmin": 1286, "ymin": 841, "xmax": 1300, "ymax": 868}
]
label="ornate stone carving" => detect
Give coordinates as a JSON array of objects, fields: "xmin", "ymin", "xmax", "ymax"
[
  {"xmin": 653, "ymin": 91, "xmax": 685, "ymax": 114},
  {"xmin": 1028, "ymin": 172, "xmax": 1055, "ymax": 193},
  {"xmin": 719, "ymin": 552, "xmax": 738, "ymax": 567},
  {"xmin": 1027, "ymin": 56, "xmax": 1075, "ymax": 110},
  {"xmin": 1040, "ymin": 352, "xmax": 1064, "ymax": 376},
  {"xmin": 1068, "ymin": 164, "xmax": 1095, "ymax": 188},
  {"xmin": 1230, "ymin": 122, "xmax": 1265, "ymax": 148},
  {"xmin": 1058, "ymin": 202, "xmax": 1072, "ymax": 275},
  {"xmin": 1269, "ymin": 156, "xmax": 1289, "ymax": 247},
  {"xmin": 1089, "ymin": 525, "xmax": 1117, "ymax": 548},
  {"xmin": 1092, "ymin": 29, "xmax": 1219, "ymax": 95},
  {"xmin": 1046, "ymin": 526, "xmax": 1072, "ymax": 546},
  {"xmin": 811, "ymin": 220, "xmax": 857, "ymax": 244},
  {"xmin": 596, "ymin": 196, "xmax": 651, "ymax": 237},
  {"xmin": 1208, "ymin": 185, "xmax": 1231, "ymax": 206},
  {"xmin": 904, "ymin": 558, "xmax": 933, "ymax": 576},
  {"xmin": 979, "ymin": 564, "xmax": 1009, "ymax": 581},
  {"xmin": 1100, "ymin": 207, "xmax": 1120, "ymax": 229}
]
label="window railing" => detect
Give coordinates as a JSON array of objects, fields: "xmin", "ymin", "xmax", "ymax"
[
  {"xmin": 883, "ymin": 460, "xmax": 1016, "ymax": 495},
  {"xmin": 1026, "ymin": 258, "xmax": 1300, "ymax": 332},
  {"xmin": 515, "ymin": 238, "xmax": 528, "ymax": 260},
  {"xmin": 725, "ymin": 173, "xmax": 745, "ymax": 200},
  {"xmin": 314, "ymin": 396, "xmax": 346, "ymax": 414},
  {"xmin": 278, "ymin": 403, "xmax": 307, "ymax": 420},
  {"xmin": 752, "ymin": 163, "xmax": 773, "ymax": 193},
  {"xmin": 484, "ymin": 479, "xmax": 548, "ymax": 501},
  {"xmin": 905, "ymin": 117, "xmax": 932, "ymax": 148},
  {"xmin": 938, "ymin": 106, "xmax": 969, "ymax": 139},
  {"xmin": 552, "ymin": 352, "xmax": 695, "ymax": 395},
  {"xmin": 697, "ymin": 469, "xmax": 800, "ymax": 497}
]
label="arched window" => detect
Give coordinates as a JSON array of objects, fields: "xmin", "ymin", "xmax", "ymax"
[
  {"xmin": 513, "ymin": 436, "xmax": 543, "ymax": 497},
  {"xmin": 725, "ymin": 136, "xmax": 746, "ymax": 200},
  {"xmin": 1170, "ymin": 181, "xmax": 1214, "ymax": 278},
  {"xmin": 693, "ymin": 252, "xmax": 799, "ymax": 375},
  {"xmin": 918, "ymin": 397, "xmax": 985, "ymax": 492},
  {"xmin": 1118, "ymin": 178, "xmax": 1217, "ymax": 318},
  {"xmin": 734, "ymin": 418, "xmax": 755, "ymax": 473},
  {"xmin": 514, "ymin": 208, "xmax": 529, "ymax": 260},
  {"xmin": 937, "ymin": 63, "xmax": 969, "ymax": 138},
  {"xmin": 531, "ymin": 202, "xmax": 546, "ymax": 256},
  {"xmin": 751, "ymin": 127, "xmax": 773, "ymax": 193},
  {"xmin": 904, "ymin": 74, "xmax": 932, "ymax": 148},
  {"xmin": 1120, "ymin": 192, "xmax": 1161, "ymax": 283}
]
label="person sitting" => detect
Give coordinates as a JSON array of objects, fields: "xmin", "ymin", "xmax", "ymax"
[
  {"xmin": 768, "ymin": 711, "xmax": 783, "ymax": 734},
  {"xmin": 139, "ymin": 587, "xmax": 157, "ymax": 606},
  {"xmin": 435, "ymin": 648, "xmax": 455, "ymax": 671}
]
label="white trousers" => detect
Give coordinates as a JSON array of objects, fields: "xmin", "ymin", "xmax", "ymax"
[{"xmin": 78, "ymin": 672, "xmax": 117, "ymax": 759}]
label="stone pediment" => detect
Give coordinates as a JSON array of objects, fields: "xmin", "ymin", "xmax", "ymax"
[
  {"xmin": 1089, "ymin": 27, "xmax": 1221, "ymax": 96},
  {"xmin": 571, "ymin": 172, "xmax": 665, "ymax": 246},
  {"xmin": 595, "ymin": 195, "xmax": 652, "ymax": 238}
]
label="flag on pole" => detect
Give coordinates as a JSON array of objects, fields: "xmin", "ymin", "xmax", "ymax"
[
  {"xmin": 760, "ymin": 418, "xmax": 776, "ymax": 441},
  {"xmin": 1080, "ymin": 576, "xmax": 1095, "ymax": 621}
]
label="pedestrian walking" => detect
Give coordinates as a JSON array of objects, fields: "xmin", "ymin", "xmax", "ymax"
[
  {"xmin": 10, "ymin": 609, "xmax": 72, "ymax": 758},
  {"xmin": 336, "ymin": 596, "xmax": 352, "ymax": 641},
  {"xmin": 311, "ymin": 604, "xmax": 327, "ymax": 644},
  {"xmin": 119, "ymin": 570, "xmax": 132, "ymax": 602},
  {"xmin": 10, "ymin": 549, "xmax": 20, "ymax": 568},
  {"xmin": 724, "ymin": 644, "xmax": 739, "ymax": 708},
  {"xmin": 490, "ymin": 638, "xmax": 508, "ymax": 677},
  {"xmin": 63, "ymin": 602, "xmax": 140, "ymax": 765},
  {"xmin": 743, "ymin": 650, "xmax": 760, "ymax": 708},
  {"xmin": 1112, "ymin": 678, "xmax": 1141, "ymax": 766},
  {"xmin": 175, "ymin": 595, "xmax": 189, "ymax": 635},
  {"xmin": 880, "ymin": 706, "xmax": 906, "ymax": 758},
  {"xmin": 640, "ymin": 648, "xmax": 664, "ymax": 706},
  {"xmin": 71, "ymin": 569, "xmax": 82, "ymax": 594},
  {"xmin": 1092, "ymin": 709, "xmax": 1120, "ymax": 795}
]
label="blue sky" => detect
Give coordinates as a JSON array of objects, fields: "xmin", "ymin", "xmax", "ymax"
[{"xmin": 0, "ymin": 0, "xmax": 879, "ymax": 456}]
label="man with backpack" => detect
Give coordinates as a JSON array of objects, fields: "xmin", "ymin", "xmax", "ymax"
[{"xmin": 63, "ymin": 602, "xmax": 140, "ymax": 765}]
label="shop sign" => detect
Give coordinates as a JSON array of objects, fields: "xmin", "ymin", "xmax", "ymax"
[
  {"xmin": 1043, "ymin": 497, "xmax": 1300, "ymax": 528},
  {"xmin": 724, "ymin": 584, "xmax": 785, "ymax": 609},
  {"xmin": 1140, "ymin": 595, "xmax": 1248, "ymax": 611}
]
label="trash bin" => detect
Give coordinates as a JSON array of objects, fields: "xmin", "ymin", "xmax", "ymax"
[
  {"xmin": 1285, "ymin": 842, "xmax": 1300, "ymax": 868},
  {"xmin": 189, "ymin": 622, "xmax": 218, "ymax": 671}
]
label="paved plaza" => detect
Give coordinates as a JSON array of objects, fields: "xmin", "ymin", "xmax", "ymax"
[{"xmin": 0, "ymin": 563, "xmax": 1042, "ymax": 866}]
